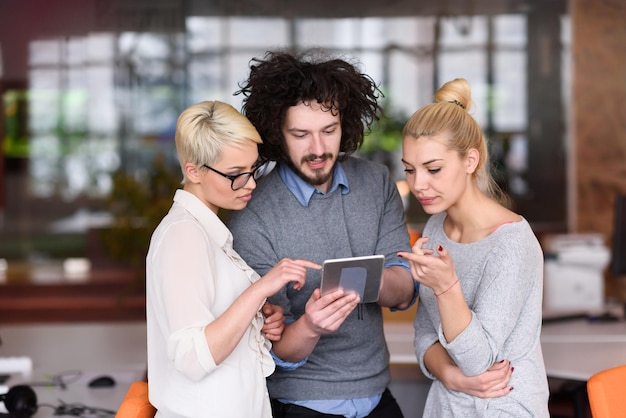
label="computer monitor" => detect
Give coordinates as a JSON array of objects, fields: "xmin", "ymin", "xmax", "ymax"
[{"xmin": 610, "ymin": 194, "xmax": 626, "ymax": 276}]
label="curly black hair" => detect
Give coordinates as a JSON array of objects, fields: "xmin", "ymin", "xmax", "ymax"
[{"xmin": 234, "ymin": 49, "xmax": 384, "ymax": 161}]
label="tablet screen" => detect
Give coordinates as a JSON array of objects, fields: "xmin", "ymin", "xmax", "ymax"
[{"xmin": 320, "ymin": 255, "xmax": 384, "ymax": 303}]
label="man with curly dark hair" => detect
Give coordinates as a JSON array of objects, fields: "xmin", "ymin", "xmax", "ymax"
[
  {"xmin": 235, "ymin": 50, "xmax": 380, "ymax": 164},
  {"xmin": 228, "ymin": 49, "xmax": 415, "ymax": 418}
]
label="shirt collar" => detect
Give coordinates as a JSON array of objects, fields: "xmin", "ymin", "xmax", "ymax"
[
  {"xmin": 173, "ymin": 189, "xmax": 232, "ymax": 249},
  {"xmin": 277, "ymin": 162, "xmax": 350, "ymax": 207}
]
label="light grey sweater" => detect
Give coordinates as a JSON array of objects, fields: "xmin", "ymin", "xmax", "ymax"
[
  {"xmin": 228, "ymin": 157, "xmax": 412, "ymax": 401},
  {"xmin": 415, "ymin": 212, "xmax": 549, "ymax": 417}
]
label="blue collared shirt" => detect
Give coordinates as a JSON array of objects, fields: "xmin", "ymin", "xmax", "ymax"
[{"xmin": 277, "ymin": 162, "xmax": 350, "ymax": 207}]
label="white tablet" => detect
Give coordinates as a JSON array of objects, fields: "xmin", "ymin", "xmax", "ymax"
[{"xmin": 320, "ymin": 255, "xmax": 384, "ymax": 303}]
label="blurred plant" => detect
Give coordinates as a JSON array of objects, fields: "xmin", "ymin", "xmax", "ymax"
[
  {"xmin": 100, "ymin": 155, "xmax": 181, "ymax": 276},
  {"xmin": 359, "ymin": 104, "xmax": 408, "ymax": 184},
  {"xmin": 361, "ymin": 104, "xmax": 407, "ymax": 154}
]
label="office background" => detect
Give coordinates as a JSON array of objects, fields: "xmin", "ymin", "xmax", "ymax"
[
  {"xmin": 0, "ymin": 1, "xmax": 625, "ymax": 417},
  {"xmin": 0, "ymin": 0, "xmax": 625, "ymax": 312}
]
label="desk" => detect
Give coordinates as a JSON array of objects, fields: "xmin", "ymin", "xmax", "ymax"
[
  {"xmin": 541, "ymin": 319, "xmax": 626, "ymax": 381},
  {"xmin": 3, "ymin": 319, "xmax": 626, "ymax": 417},
  {"xmin": 384, "ymin": 322, "xmax": 419, "ymax": 364},
  {"xmin": 383, "ymin": 319, "xmax": 626, "ymax": 381},
  {"xmin": 0, "ymin": 322, "xmax": 147, "ymax": 417}
]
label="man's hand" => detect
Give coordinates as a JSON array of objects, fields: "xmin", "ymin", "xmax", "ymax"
[
  {"xmin": 270, "ymin": 288, "xmax": 359, "ymax": 362},
  {"xmin": 303, "ymin": 288, "xmax": 360, "ymax": 336}
]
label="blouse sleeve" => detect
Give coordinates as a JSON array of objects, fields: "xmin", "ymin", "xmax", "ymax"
[{"xmin": 151, "ymin": 219, "xmax": 219, "ymax": 381}]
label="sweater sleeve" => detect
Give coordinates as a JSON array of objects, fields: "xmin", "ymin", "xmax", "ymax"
[
  {"xmin": 414, "ymin": 297, "xmax": 441, "ymax": 380},
  {"xmin": 440, "ymin": 227, "xmax": 543, "ymax": 376}
]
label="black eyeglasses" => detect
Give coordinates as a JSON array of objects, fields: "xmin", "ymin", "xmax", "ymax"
[{"xmin": 203, "ymin": 161, "xmax": 269, "ymax": 191}]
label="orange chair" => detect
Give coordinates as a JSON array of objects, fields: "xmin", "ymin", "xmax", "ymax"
[
  {"xmin": 408, "ymin": 226, "xmax": 421, "ymax": 246},
  {"xmin": 586, "ymin": 364, "xmax": 626, "ymax": 417},
  {"xmin": 115, "ymin": 381, "xmax": 156, "ymax": 418}
]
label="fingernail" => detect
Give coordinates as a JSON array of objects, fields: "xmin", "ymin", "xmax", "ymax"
[
  {"xmin": 398, "ymin": 254, "xmax": 403, "ymax": 258},
  {"xmin": 437, "ymin": 245, "xmax": 443, "ymax": 252},
  {"xmin": 511, "ymin": 367, "xmax": 515, "ymax": 372},
  {"xmin": 509, "ymin": 387, "xmax": 514, "ymax": 391}
]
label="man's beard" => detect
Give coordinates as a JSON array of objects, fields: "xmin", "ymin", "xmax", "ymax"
[{"xmin": 287, "ymin": 153, "xmax": 335, "ymax": 186}]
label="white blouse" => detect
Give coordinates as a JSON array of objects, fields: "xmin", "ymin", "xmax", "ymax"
[{"xmin": 146, "ymin": 189, "xmax": 274, "ymax": 418}]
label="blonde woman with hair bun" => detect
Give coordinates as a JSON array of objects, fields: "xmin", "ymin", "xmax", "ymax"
[{"xmin": 399, "ymin": 79, "xmax": 549, "ymax": 417}]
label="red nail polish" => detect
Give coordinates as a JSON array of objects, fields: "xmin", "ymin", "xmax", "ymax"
[{"xmin": 437, "ymin": 245, "xmax": 443, "ymax": 252}]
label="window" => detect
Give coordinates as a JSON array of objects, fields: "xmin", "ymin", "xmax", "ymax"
[{"xmin": 0, "ymin": 3, "xmax": 569, "ymax": 262}]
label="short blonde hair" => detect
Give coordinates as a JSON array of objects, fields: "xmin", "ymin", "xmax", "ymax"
[{"xmin": 175, "ymin": 101, "xmax": 262, "ymax": 184}]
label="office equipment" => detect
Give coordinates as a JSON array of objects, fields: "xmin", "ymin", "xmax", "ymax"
[
  {"xmin": 0, "ymin": 385, "xmax": 37, "ymax": 418},
  {"xmin": 0, "ymin": 357, "xmax": 32, "ymax": 396},
  {"xmin": 610, "ymin": 194, "xmax": 626, "ymax": 276},
  {"xmin": 0, "ymin": 357, "xmax": 32, "ymax": 376},
  {"xmin": 587, "ymin": 364, "xmax": 626, "ymax": 418},
  {"xmin": 115, "ymin": 382, "xmax": 156, "ymax": 418},
  {"xmin": 543, "ymin": 234, "xmax": 611, "ymax": 312},
  {"xmin": 88, "ymin": 375, "xmax": 116, "ymax": 388},
  {"xmin": 0, "ymin": 322, "xmax": 147, "ymax": 417}
]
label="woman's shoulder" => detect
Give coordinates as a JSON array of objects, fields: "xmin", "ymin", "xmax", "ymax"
[
  {"xmin": 476, "ymin": 200, "xmax": 522, "ymax": 235},
  {"xmin": 491, "ymin": 214, "xmax": 532, "ymax": 236},
  {"xmin": 490, "ymin": 217, "xmax": 542, "ymax": 259}
]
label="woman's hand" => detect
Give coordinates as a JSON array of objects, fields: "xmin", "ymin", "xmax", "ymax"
[
  {"xmin": 259, "ymin": 258, "xmax": 321, "ymax": 296},
  {"xmin": 261, "ymin": 302, "xmax": 285, "ymax": 341},
  {"xmin": 447, "ymin": 360, "xmax": 514, "ymax": 398},
  {"xmin": 425, "ymin": 344, "xmax": 514, "ymax": 398},
  {"xmin": 398, "ymin": 237, "xmax": 458, "ymax": 295}
]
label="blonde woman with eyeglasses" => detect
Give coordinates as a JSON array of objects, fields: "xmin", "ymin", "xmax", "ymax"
[{"xmin": 146, "ymin": 100, "xmax": 320, "ymax": 418}]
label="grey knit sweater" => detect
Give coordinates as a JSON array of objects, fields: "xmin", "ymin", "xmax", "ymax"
[
  {"xmin": 415, "ymin": 212, "xmax": 550, "ymax": 417},
  {"xmin": 228, "ymin": 157, "xmax": 412, "ymax": 401}
]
